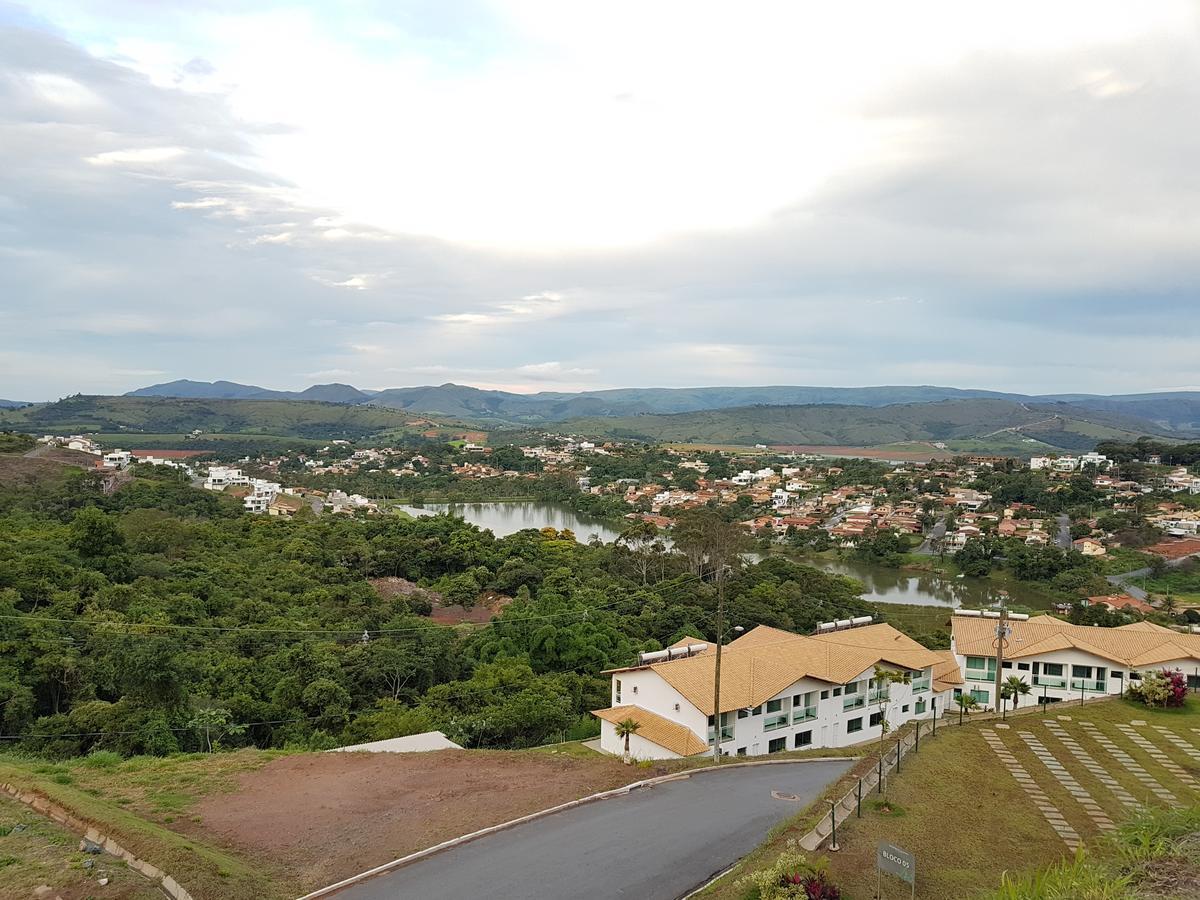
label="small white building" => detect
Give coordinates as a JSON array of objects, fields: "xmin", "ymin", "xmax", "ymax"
[
  {"xmin": 204, "ymin": 466, "xmax": 249, "ymax": 490},
  {"xmin": 592, "ymin": 624, "xmax": 951, "ymax": 761},
  {"xmin": 243, "ymin": 479, "xmax": 281, "ymax": 513},
  {"xmin": 101, "ymin": 449, "xmax": 132, "ymax": 469}
]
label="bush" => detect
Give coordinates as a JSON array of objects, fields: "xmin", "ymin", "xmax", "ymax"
[
  {"xmin": 1126, "ymin": 669, "xmax": 1188, "ymax": 708},
  {"xmin": 737, "ymin": 844, "xmax": 841, "ymax": 900},
  {"xmin": 81, "ymin": 749, "xmax": 122, "ymax": 769}
]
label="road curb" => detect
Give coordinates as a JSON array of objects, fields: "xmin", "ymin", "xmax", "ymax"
[{"xmin": 295, "ymin": 756, "xmax": 857, "ymax": 899}]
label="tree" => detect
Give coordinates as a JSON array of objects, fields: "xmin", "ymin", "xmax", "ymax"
[
  {"xmin": 955, "ymin": 692, "xmax": 979, "ymax": 722},
  {"xmin": 1001, "ymin": 675, "xmax": 1031, "ymax": 709},
  {"xmin": 614, "ymin": 717, "xmax": 641, "ymax": 765},
  {"xmin": 870, "ymin": 664, "xmax": 911, "ymax": 751},
  {"xmin": 618, "ymin": 521, "xmax": 661, "ymax": 585},
  {"xmin": 188, "ymin": 705, "xmax": 246, "ymax": 752}
]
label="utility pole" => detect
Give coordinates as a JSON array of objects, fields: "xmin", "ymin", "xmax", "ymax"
[
  {"xmin": 993, "ymin": 597, "xmax": 1010, "ymax": 715},
  {"xmin": 712, "ymin": 564, "xmax": 725, "ymax": 763}
]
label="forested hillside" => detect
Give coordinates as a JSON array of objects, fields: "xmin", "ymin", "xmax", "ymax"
[
  {"xmin": 0, "ymin": 463, "xmax": 872, "ymax": 758},
  {"xmin": 564, "ymin": 399, "xmax": 1159, "ymax": 449}
]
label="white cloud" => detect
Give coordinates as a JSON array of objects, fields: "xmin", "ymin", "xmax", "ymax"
[{"xmin": 87, "ymin": 146, "xmax": 185, "ymax": 166}]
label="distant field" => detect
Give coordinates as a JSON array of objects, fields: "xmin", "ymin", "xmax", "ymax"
[
  {"xmin": 771, "ymin": 442, "xmax": 953, "ymax": 461},
  {"xmin": 93, "ymin": 431, "xmax": 324, "ymax": 449}
]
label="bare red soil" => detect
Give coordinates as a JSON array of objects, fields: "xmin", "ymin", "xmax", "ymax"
[{"xmin": 187, "ymin": 749, "xmax": 669, "ymax": 890}]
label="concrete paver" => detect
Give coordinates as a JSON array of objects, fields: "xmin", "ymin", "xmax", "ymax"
[{"xmin": 981, "ymin": 730, "xmax": 1080, "ymax": 851}]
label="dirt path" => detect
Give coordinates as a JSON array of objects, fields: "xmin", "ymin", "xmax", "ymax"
[{"xmin": 187, "ymin": 749, "xmax": 669, "ymax": 890}]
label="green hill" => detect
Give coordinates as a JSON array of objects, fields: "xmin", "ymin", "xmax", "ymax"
[
  {"xmin": 562, "ymin": 399, "xmax": 1160, "ymax": 450},
  {"xmin": 0, "ymin": 395, "xmax": 430, "ymax": 442}
]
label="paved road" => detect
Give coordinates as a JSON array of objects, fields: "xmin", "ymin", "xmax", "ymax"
[
  {"xmin": 334, "ymin": 760, "xmax": 852, "ymax": 900},
  {"xmin": 1055, "ymin": 514, "xmax": 1072, "ymax": 549},
  {"xmin": 915, "ymin": 515, "xmax": 947, "ymax": 555}
]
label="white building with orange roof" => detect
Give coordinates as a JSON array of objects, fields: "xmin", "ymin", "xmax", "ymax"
[
  {"xmin": 950, "ymin": 612, "xmax": 1200, "ymax": 710},
  {"xmin": 592, "ymin": 623, "xmax": 949, "ymax": 761}
]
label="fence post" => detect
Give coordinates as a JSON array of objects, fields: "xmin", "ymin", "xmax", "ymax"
[
  {"xmin": 829, "ymin": 800, "xmax": 839, "ymax": 852},
  {"xmin": 1080, "ymin": 683, "xmax": 1085, "ymax": 707},
  {"xmin": 896, "ymin": 737, "xmax": 902, "ymax": 774},
  {"xmin": 878, "ymin": 753, "xmax": 883, "ymax": 794},
  {"xmin": 1042, "ymin": 684, "xmax": 1047, "ymax": 715},
  {"xmin": 857, "ymin": 779, "xmax": 862, "ymax": 817},
  {"xmin": 915, "ymin": 722, "xmax": 920, "ymax": 752},
  {"xmin": 932, "ymin": 698, "xmax": 937, "ymax": 735}
]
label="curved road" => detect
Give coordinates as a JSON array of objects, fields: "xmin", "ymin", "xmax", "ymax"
[{"xmin": 334, "ymin": 760, "xmax": 852, "ymax": 900}]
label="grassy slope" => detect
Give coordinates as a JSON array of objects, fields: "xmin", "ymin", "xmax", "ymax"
[
  {"xmin": 703, "ymin": 697, "xmax": 1200, "ymax": 900},
  {"xmin": 0, "ymin": 396, "xmax": 433, "ymax": 442},
  {"xmin": 0, "ymin": 751, "xmax": 293, "ymax": 900},
  {"xmin": 0, "ymin": 793, "xmax": 165, "ymax": 899}
]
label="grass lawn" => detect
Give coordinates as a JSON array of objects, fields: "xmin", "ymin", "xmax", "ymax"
[
  {"xmin": 0, "ymin": 793, "xmax": 165, "ymax": 899},
  {"xmin": 701, "ymin": 696, "xmax": 1200, "ymax": 899},
  {"xmin": 1144, "ymin": 561, "xmax": 1200, "ymax": 605},
  {"xmin": 1097, "ymin": 547, "xmax": 1158, "ymax": 576}
]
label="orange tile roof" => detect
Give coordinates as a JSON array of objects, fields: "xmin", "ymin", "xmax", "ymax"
[
  {"xmin": 932, "ymin": 650, "xmax": 964, "ymax": 692},
  {"xmin": 647, "ymin": 624, "xmax": 942, "ymax": 716},
  {"xmin": 591, "ymin": 705, "xmax": 708, "ymax": 757},
  {"xmin": 952, "ymin": 615, "xmax": 1200, "ymax": 668}
]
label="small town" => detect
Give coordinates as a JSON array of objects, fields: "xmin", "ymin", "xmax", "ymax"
[{"xmin": 5, "ymin": 3, "xmax": 1200, "ymax": 899}]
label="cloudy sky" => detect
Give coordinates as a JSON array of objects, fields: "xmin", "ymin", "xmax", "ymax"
[{"xmin": 2, "ymin": 1, "xmax": 1199, "ymax": 401}]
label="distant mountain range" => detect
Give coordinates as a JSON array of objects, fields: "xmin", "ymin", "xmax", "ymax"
[
  {"xmin": 0, "ymin": 399, "xmax": 30, "ymax": 409},
  {"xmin": 2, "ymin": 390, "xmax": 1195, "ymax": 452},
  {"xmin": 123, "ymin": 379, "xmax": 1200, "ymax": 432}
]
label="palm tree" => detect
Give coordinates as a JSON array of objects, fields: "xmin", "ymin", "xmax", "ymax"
[
  {"xmin": 1001, "ymin": 676, "xmax": 1031, "ymax": 709},
  {"xmin": 614, "ymin": 718, "xmax": 641, "ymax": 765},
  {"xmin": 955, "ymin": 692, "xmax": 979, "ymax": 724}
]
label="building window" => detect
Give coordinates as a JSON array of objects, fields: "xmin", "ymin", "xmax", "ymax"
[
  {"xmin": 970, "ymin": 689, "xmax": 989, "ymax": 704},
  {"xmin": 615, "ymin": 679, "xmax": 621, "ymax": 703},
  {"xmin": 1017, "ymin": 663, "xmax": 1030, "ymax": 671},
  {"xmin": 795, "ymin": 730, "xmax": 812, "ymax": 748},
  {"xmin": 1043, "ymin": 663, "xmax": 1064, "ymax": 677},
  {"xmin": 901, "ymin": 704, "xmax": 909, "ymax": 714},
  {"xmin": 869, "ymin": 712, "xmax": 883, "ymax": 728},
  {"xmin": 766, "ymin": 698, "xmax": 786, "ymax": 714},
  {"xmin": 737, "ymin": 708, "xmax": 749, "ymax": 719},
  {"xmin": 844, "ymin": 681, "xmax": 859, "ymax": 695},
  {"xmin": 737, "ymin": 747, "xmax": 747, "ymax": 757},
  {"xmin": 833, "ymin": 687, "xmax": 842, "ymax": 697},
  {"xmin": 752, "ymin": 705, "xmax": 762, "ymax": 716},
  {"xmin": 914, "ymin": 699, "xmax": 926, "ymax": 715},
  {"xmin": 847, "ymin": 717, "xmax": 863, "ymax": 734},
  {"xmin": 768, "ymin": 737, "xmax": 787, "ymax": 754},
  {"xmin": 1002, "ymin": 661, "xmax": 1012, "ymax": 669},
  {"xmin": 821, "ymin": 690, "xmax": 830, "ymax": 700}
]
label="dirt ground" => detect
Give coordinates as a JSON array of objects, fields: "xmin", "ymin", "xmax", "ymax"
[{"xmin": 187, "ymin": 748, "xmax": 671, "ymax": 890}]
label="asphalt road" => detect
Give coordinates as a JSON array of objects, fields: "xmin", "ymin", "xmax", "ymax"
[{"xmin": 334, "ymin": 760, "xmax": 852, "ymax": 900}]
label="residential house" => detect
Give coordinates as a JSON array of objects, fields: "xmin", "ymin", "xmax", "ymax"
[
  {"xmin": 593, "ymin": 623, "xmax": 947, "ymax": 761},
  {"xmin": 950, "ymin": 613, "xmax": 1200, "ymax": 709},
  {"xmin": 1072, "ymin": 538, "xmax": 1107, "ymax": 557}
]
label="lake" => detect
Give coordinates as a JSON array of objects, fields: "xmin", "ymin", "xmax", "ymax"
[
  {"xmin": 396, "ymin": 501, "xmax": 1051, "ymax": 610},
  {"xmin": 396, "ymin": 501, "xmax": 625, "ymax": 543},
  {"xmin": 794, "ymin": 555, "xmax": 1054, "ymax": 610}
]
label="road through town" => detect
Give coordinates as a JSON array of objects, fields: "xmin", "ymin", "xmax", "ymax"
[{"xmin": 332, "ymin": 759, "xmax": 853, "ymax": 900}]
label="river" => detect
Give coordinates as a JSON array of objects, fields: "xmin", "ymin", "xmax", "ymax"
[{"xmin": 396, "ymin": 501, "xmax": 1051, "ymax": 609}]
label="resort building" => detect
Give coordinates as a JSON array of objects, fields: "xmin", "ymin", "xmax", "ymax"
[
  {"xmin": 950, "ymin": 613, "xmax": 1200, "ymax": 709},
  {"xmin": 593, "ymin": 622, "xmax": 950, "ymax": 761}
]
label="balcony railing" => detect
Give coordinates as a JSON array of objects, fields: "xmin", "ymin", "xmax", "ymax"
[
  {"xmin": 911, "ymin": 677, "xmax": 931, "ymax": 694},
  {"xmin": 792, "ymin": 705, "xmax": 818, "ymax": 724},
  {"xmin": 763, "ymin": 714, "xmax": 790, "ymax": 732},
  {"xmin": 1070, "ymin": 679, "xmax": 1107, "ymax": 693},
  {"xmin": 1033, "ymin": 676, "xmax": 1067, "ymax": 688},
  {"xmin": 707, "ymin": 725, "xmax": 735, "ymax": 744},
  {"xmin": 966, "ymin": 670, "xmax": 996, "ymax": 683},
  {"xmin": 868, "ymin": 688, "xmax": 890, "ymax": 702},
  {"xmin": 843, "ymin": 695, "xmax": 865, "ymax": 711}
]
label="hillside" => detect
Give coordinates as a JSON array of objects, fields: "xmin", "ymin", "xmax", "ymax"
[
  {"xmin": 562, "ymin": 399, "xmax": 1162, "ymax": 450},
  {"xmin": 0, "ymin": 395, "xmax": 425, "ymax": 441},
  {"xmin": 127, "ymin": 379, "xmax": 369, "ymax": 404},
  {"xmin": 0, "ymin": 398, "xmax": 30, "ymax": 408}
]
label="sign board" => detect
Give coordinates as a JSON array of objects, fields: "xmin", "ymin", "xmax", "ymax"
[{"xmin": 876, "ymin": 841, "xmax": 915, "ymax": 885}]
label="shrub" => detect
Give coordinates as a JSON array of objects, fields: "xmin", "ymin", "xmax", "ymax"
[
  {"xmin": 736, "ymin": 843, "xmax": 841, "ymax": 900},
  {"xmin": 1127, "ymin": 669, "xmax": 1188, "ymax": 708},
  {"xmin": 81, "ymin": 750, "xmax": 122, "ymax": 769}
]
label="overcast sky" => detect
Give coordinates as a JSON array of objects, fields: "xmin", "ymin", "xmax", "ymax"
[{"xmin": 3, "ymin": 1, "xmax": 1199, "ymax": 401}]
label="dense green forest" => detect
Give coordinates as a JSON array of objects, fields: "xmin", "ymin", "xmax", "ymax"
[{"xmin": 0, "ymin": 463, "xmax": 872, "ymax": 759}]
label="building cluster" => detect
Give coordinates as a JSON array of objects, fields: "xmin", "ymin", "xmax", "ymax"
[{"xmin": 593, "ymin": 612, "xmax": 1200, "ymax": 761}]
